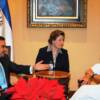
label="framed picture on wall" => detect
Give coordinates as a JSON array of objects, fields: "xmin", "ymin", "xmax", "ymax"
[{"xmin": 27, "ymin": 0, "xmax": 87, "ymax": 28}]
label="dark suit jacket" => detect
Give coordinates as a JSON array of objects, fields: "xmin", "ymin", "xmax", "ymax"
[
  {"xmin": 35, "ymin": 46, "xmax": 70, "ymax": 72},
  {"xmin": 0, "ymin": 55, "xmax": 30, "ymax": 88}
]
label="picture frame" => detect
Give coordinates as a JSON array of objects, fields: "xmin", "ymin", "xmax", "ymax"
[{"xmin": 27, "ymin": 0, "xmax": 87, "ymax": 28}]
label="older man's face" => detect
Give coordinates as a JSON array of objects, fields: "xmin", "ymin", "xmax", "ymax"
[{"xmin": 0, "ymin": 40, "xmax": 6, "ymax": 57}]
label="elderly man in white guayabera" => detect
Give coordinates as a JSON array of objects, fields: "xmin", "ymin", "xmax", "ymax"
[{"xmin": 70, "ymin": 64, "xmax": 100, "ymax": 100}]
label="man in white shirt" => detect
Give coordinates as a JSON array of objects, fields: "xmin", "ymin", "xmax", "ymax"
[{"xmin": 70, "ymin": 64, "xmax": 100, "ymax": 100}]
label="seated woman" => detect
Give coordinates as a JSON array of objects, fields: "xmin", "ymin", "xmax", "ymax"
[
  {"xmin": 35, "ymin": 30, "xmax": 70, "ymax": 72},
  {"xmin": 35, "ymin": 30, "xmax": 70, "ymax": 99},
  {"xmin": 70, "ymin": 63, "xmax": 100, "ymax": 100}
]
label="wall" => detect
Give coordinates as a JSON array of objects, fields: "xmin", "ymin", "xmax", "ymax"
[{"xmin": 8, "ymin": 0, "xmax": 100, "ymax": 90}]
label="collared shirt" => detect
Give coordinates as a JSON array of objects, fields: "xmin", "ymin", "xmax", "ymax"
[
  {"xmin": 47, "ymin": 45, "xmax": 62, "ymax": 69},
  {"xmin": 47, "ymin": 45, "xmax": 62, "ymax": 54},
  {"xmin": 0, "ymin": 62, "xmax": 8, "ymax": 90}
]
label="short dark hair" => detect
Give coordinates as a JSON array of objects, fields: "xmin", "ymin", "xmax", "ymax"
[
  {"xmin": 0, "ymin": 36, "xmax": 5, "ymax": 41},
  {"xmin": 48, "ymin": 30, "xmax": 65, "ymax": 44}
]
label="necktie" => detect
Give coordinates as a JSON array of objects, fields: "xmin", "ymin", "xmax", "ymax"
[{"xmin": 0, "ymin": 62, "xmax": 8, "ymax": 90}]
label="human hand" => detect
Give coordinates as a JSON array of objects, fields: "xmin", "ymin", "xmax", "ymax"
[
  {"xmin": 79, "ymin": 69, "xmax": 94, "ymax": 85},
  {"xmin": 78, "ymin": 77, "xmax": 91, "ymax": 87},
  {"xmin": 81, "ymin": 76, "xmax": 91, "ymax": 85},
  {"xmin": 34, "ymin": 60, "xmax": 49, "ymax": 71}
]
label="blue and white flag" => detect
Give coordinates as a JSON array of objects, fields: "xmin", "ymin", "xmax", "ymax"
[{"xmin": 0, "ymin": 0, "xmax": 13, "ymax": 61}]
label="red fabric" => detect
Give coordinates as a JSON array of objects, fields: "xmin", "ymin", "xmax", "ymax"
[{"xmin": 5, "ymin": 77, "xmax": 66, "ymax": 100}]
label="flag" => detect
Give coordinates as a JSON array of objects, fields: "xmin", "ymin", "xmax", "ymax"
[{"xmin": 0, "ymin": 0, "xmax": 13, "ymax": 61}]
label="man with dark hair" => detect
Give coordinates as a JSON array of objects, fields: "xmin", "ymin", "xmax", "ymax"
[{"xmin": 0, "ymin": 36, "xmax": 49, "ymax": 100}]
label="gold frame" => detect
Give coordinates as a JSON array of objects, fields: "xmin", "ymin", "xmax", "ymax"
[{"xmin": 27, "ymin": 0, "xmax": 87, "ymax": 28}]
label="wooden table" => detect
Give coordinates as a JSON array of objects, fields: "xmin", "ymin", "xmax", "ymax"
[
  {"xmin": 35, "ymin": 70, "xmax": 70, "ymax": 99},
  {"xmin": 35, "ymin": 70, "xmax": 70, "ymax": 79}
]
